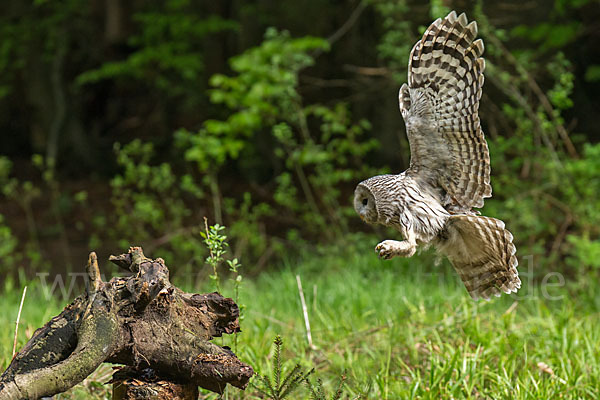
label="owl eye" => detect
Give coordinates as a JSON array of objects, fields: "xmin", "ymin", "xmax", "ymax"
[{"xmin": 362, "ymin": 198, "xmax": 368, "ymax": 206}]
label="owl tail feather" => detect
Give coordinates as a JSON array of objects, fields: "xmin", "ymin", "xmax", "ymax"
[{"xmin": 436, "ymin": 215, "xmax": 520, "ymax": 300}]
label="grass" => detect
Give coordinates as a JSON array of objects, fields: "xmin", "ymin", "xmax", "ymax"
[{"xmin": 2, "ymin": 241, "xmax": 600, "ymax": 399}]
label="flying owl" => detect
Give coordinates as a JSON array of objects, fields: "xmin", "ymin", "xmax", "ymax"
[{"xmin": 354, "ymin": 11, "xmax": 520, "ymax": 300}]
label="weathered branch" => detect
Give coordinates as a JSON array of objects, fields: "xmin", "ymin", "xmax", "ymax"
[{"xmin": 1, "ymin": 305, "xmax": 119, "ymax": 399}]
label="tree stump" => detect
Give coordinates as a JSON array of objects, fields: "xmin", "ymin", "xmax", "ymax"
[
  {"xmin": 111, "ymin": 367, "xmax": 199, "ymax": 400},
  {"xmin": 0, "ymin": 247, "xmax": 253, "ymax": 399}
]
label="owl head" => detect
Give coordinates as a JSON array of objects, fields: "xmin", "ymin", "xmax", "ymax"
[
  {"xmin": 354, "ymin": 175, "xmax": 397, "ymax": 225},
  {"xmin": 354, "ymin": 183, "xmax": 378, "ymax": 224}
]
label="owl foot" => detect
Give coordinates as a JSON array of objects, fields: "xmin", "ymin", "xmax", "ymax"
[{"xmin": 376, "ymin": 240, "xmax": 416, "ymax": 259}]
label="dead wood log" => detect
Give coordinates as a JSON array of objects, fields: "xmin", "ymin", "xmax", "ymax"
[
  {"xmin": 0, "ymin": 247, "xmax": 253, "ymax": 399},
  {"xmin": 111, "ymin": 367, "xmax": 199, "ymax": 400}
]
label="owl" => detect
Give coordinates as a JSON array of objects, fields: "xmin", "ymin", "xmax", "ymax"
[{"xmin": 354, "ymin": 11, "xmax": 520, "ymax": 300}]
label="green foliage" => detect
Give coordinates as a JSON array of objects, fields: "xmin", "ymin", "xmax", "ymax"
[
  {"xmin": 227, "ymin": 255, "xmax": 244, "ymax": 349},
  {"xmin": 223, "ymin": 193, "xmax": 277, "ymax": 266},
  {"xmin": 567, "ymin": 234, "xmax": 600, "ymax": 270},
  {"xmin": 175, "ymin": 28, "xmax": 331, "ymax": 225},
  {"xmin": 270, "ymin": 103, "xmax": 378, "ymax": 238},
  {"xmin": 31, "ymin": 155, "xmax": 76, "ymax": 270},
  {"xmin": 584, "ymin": 65, "xmax": 600, "ymax": 82},
  {"xmin": 508, "ymin": 0, "xmax": 595, "ymax": 52},
  {"xmin": 77, "ymin": 0, "xmax": 237, "ymax": 105},
  {"xmin": 201, "ymin": 221, "xmax": 228, "ymax": 293},
  {"xmin": 200, "ymin": 221, "xmax": 245, "ymax": 352},
  {"xmin": 512, "ymin": 22, "xmax": 580, "ymax": 50},
  {"xmin": 371, "ymin": 0, "xmax": 412, "ymax": 83},
  {"xmin": 178, "ymin": 28, "xmax": 381, "ymax": 247},
  {"xmin": 0, "ymin": 24, "xmax": 20, "ymax": 99},
  {"xmin": 306, "ymin": 375, "xmax": 348, "ymax": 400},
  {"xmin": 0, "ymin": 214, "xmax": 19, "ymax": 275},
  {"xmin": 97, "ymin": 139, "xmax": 206, "ymax": 272},
  {"xmin": 547, "ymin": 53, "xmax": 575, "ymax": 110},
  {"xmin": 559, "ymin": 143, "xmax": 600, "ymax": 270},
  {"xmin": 508, "ymin": 0, "xmax": 593, "ymax": 52},
  {"xmin": 252, "ymin": 335, "xmax": 314, "ymax": 400},
  {"xmin": 208, "ymin": 27, "xmax": 328, "ymax": 115},
  {"xmin": 466, "ymin": 5, "xmax": 598, "ymax": 274},
  {"xmin": 429, "ymin": 0, "xmax": 451, "ymax": 19},
  {"xmin": 0, "ymin": 0, "xmax": 84, "ymax": 99},
  {"xmin": 0, "ymin": 156, "xmax": 43, "ymax": 271},
  {"xmin": 0, "ymin": 157, "xmax": 41, "ymax": 213}
]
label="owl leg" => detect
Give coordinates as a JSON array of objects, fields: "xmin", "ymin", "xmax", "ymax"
[{"xmin": 375, "ymin": 231, "xmax": 417, "ymax": 259}]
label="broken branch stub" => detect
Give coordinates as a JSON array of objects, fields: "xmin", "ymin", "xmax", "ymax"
[{"xmin": 0, "ymin": 247, "xmax": 253, "ymax": 399}]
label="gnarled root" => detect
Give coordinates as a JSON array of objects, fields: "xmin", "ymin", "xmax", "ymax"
[{"xmin": 0, "ymin": 247, "xmax": 253, "ymax": 399}]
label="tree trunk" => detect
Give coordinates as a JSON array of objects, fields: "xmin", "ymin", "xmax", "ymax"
[{"xmin": 0, "ymin": 247, "xmax": 253, "ymax": 399}]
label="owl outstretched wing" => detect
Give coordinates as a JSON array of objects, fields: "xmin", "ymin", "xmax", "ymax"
[
  {"xmin": 441, "ymin": 215, "xmax": 520, "ymax": 300},
  {"xmin": 400, "ymin": 11, "xmax": 491, "ymax": 209}
]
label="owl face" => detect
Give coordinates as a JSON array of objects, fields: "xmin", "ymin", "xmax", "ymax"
[{"xmin": 354, "ymin": 183, "xmax": 379, "ymax": 224}]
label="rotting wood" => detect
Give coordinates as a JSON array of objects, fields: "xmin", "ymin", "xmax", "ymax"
[
  {"xmin": 0, "ymin": 247, "xmax": 253, "ymax": 399},
  {"xmin": 111, "ymin": 367, "xmax": 199, "ymax": 400}
]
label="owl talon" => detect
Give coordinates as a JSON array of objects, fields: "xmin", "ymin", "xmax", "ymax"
[
  {"xmin": 375, "ymin": 241, "xmax": 396, "ymax": 259},
  {"xmin": 376, "ymin": 240, "xmax": 416, "ymax": 259}
]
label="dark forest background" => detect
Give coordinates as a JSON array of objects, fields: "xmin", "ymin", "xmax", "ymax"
[{"xmin": 1, "ymin": 0, "xmax": 599, "ymax": 282}]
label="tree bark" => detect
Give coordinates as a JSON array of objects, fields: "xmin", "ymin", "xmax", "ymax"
[
  {"xmin": 111, "ymin": 367, "xmax": 199, "ymax": 400},
  {"xmin": 0, "ymin": 247, "xmax": 253, "ymax": 399}
]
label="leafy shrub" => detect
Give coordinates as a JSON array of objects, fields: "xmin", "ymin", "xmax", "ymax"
[
  {"xmin": 94, "ymin": 139, "xmax": 206, "ymax": 276},
  {"xmin": 473, "ymin": 1, "xmax": 599, "ymax": 274},
  {"xmin": 0, "ymin": 214, "xmax": 19, "ymax": 276},
  {"xmin": 177, "ymin": 28, "xmax": 382, "ymax": 254},
  {"xmin": 77, "ymin": 0, "xmax": 238, "ymax": 107},
  {"xmin": 0, "ymin": 156, "xmax": 44, "ymax": 272}
]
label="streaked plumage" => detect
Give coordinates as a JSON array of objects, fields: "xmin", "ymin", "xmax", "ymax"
[{"xmin": 354, "ymin": 11, "xmax": 520, "ymax": 300}]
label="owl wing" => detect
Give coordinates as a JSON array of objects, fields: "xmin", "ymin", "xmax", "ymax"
[
  {"xmin": 441, "ymin": 215, "xmax": 520, "ymax": 300},
  {"xmin": 400, "ymin": 11, "xmax": 491, "ymax": 209}
]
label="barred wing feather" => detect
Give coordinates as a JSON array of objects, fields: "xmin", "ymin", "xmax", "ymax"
[{"xmin": 400, "ymin": 11, "xmax": 491, "ymax": 209}]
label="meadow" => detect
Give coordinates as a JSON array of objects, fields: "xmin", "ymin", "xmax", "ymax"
[{"xmin": 2, "ymin": 242, "xmax": 598, "ymax": 399}]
